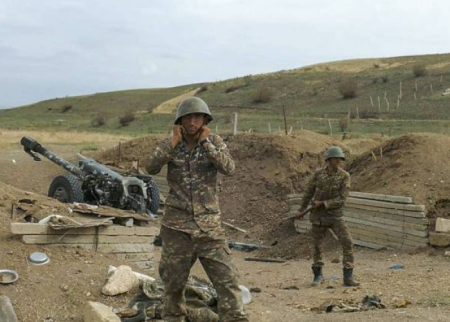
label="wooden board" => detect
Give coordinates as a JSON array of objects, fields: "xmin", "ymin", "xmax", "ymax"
[
  {"xmin": 348, "ymin": 226, "xmax": 428, "ymax": 248},
  {"xmin": 287, "ymin": 192, "xmax": 413, "ymax": 204},
  {"xmin": 348, "ymin": 192, "xmax": 413, "ymax": 204},
  {"xmin": 352, "ymin": 239, "xmax": 387, "ymax": 250},
  {"xmin": 344, "ymin": 210, "xmax": 428, "ymax": 230},
  {"xmin": 344, "ymin": 203, "xmax": 426, "ymax": 218},
  {"xmin": 346, "ymin": 197, "xmax": 425, "ymax": 212},
  {"xmin": 343, "ymin": 208, "xmax": 429, "ymax": 225},
  {"xmin": 43, "ymin": 243, "xmax": 154, "ymax": 253},
  {"xmin": 344, "ymin": 216, "xmax": 428, "ymax": 238},
  {"xmin": 22, "ymin": 235, "xmax": 152, "ymax": 245},
  {"xmin": 11, "ymin": 223, "xmax": 159, "ymax": 236}
]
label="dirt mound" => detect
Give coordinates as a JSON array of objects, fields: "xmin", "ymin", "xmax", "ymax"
[
  {"xmin": 349, "ymin": 133, "xmax": 450, "ymax": 219},
  {"xmin": 95, "ymin": 131, "xmax": 351, "ymax": 258}
]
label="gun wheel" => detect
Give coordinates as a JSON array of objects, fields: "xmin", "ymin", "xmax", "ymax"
[{"xmin": 48, "ymin": 174, "xmax": 84, "ymax": 203}]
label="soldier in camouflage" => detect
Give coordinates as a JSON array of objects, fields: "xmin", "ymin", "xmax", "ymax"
[
  {"xmin": 146, "ymin": 97, "xmax": 248, "ymax": 322},
  {"xmin": 296, "ymin": 146, "xmax": 360, "ymax": 287}
]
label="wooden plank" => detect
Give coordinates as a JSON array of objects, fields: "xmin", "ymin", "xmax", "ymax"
[
  {"xmin": 97, "ymin": 243, "xmax": 154, "ymax": 253},
  {"xmin": 11, "ymin": 223, "xmax": 159, "ymax": 236},
  {"xmin": 344, "ymin": 202, "xmax": 426, "ymax": 218},
  {"xmin": 344, "ymin": 210, "xmax": 428, "ymax": 231},
  {"xmin": 287, "ymin": 198, "xmax": 303, "ymax": 206},
  {"xmin": 349, "ymin": 192, "xmax": 413, "ymax": 204},
  {"xmin": 346, "ymin": 197, "xmax": 425, "ymax": 212},
  {"xmin": 0, "ymin": 296, "xmax": 18, "ymax": 322},
  {"xmin": 115, "ymin": 252, "xmax": 154, "ymax": 262},
  {"xmin": 345, "ymin": 216, "xmax": 428, "ymax": 238},
  {"xmin": 343, "ymin": 207, "xmax": 429, "ymax": 225},
  {"xmin": 348, "ymin": 225, "xmax": 428, "ymax": 247},
  {"xmin": 286, "ymin": 194, "xmax": 302, "ymax": 199},
  {"xmin": 352, "ymin": 239, "xmax": 388, "ymax": 250},
  {"xmin": 48, "ymin": 243, "xmax": 154, "ymax": 253},
  {"xmin": 351, "ymin": 233, "xmax": 426, "ymax": 250},
  {"xmin": 347, "ymin": 222, "xmax": 428, "ymax": 243},
  {"xmin": 22, "ymin": 235, "xmax": 151, "ymax": 245}
]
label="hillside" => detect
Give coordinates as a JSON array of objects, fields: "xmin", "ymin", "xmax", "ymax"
[{"xmin": 1, "ymin": 53, "xmax": 449, "ymax": 137}]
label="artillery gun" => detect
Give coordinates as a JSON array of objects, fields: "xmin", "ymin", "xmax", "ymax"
[{"xmin": 20, "ymin": 137, "xmax": 159, "ymax": 216}]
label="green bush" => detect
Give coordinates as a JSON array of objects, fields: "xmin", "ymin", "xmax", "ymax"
[
  {"xmin": 119, "ymin": 111, "xmax": 135, "ymax": 126},
  {"xmin": 338, "ymin": 79, "xmax": 358, "ymax": 99},
  {"xmin": 413, "ymin": 64, "xmax": 426, "ymax": 77},
  {"xmin": 252, "ymin": 87, "xmax": 272, "ymax": 103}
]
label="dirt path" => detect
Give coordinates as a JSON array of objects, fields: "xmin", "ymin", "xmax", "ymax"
[{"xmin": 152, "ymin": 87, "xmax": 201, "ymax": 114}]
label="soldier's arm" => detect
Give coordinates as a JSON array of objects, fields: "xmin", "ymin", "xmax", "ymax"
[
  {"xmin": 145, "ymin": 139, "xmax": 175, "ymax": 175},
  {"xmin": 203, "ymin": 135, "xmax": 235, "ymax": 175},
  {"xmin": 300, "ymin": 173, "xmax": 317, "ymax": 211},
  {"xmin": 324, "ymin": 173, "xmax": 350, "ymax": 209}
]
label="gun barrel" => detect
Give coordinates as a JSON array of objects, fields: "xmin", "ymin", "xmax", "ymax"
[{"xmin": 20, "ymin": 136, "xmax": 84, "ymax": 178}]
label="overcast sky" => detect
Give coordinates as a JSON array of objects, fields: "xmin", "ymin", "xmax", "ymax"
[{"xmin": 1, "ymin": 0, "xmax": 449, "ymax": 108}]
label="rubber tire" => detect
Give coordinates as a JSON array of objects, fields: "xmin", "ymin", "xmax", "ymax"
[
  {"xmin": 147, "ymin": 177, "xmax": 160, "ymax": 214},
  {"xmin": 48, "ymin": 174, "xmax": 84, "ymax": 203}
]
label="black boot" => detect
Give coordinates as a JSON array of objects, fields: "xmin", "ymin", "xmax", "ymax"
[
  {"xmin": 311, "ymin": 266, "xmax": 323, "ymax": 287},
  {"xmin": 343, "ymin": 268, "xmax": 360, "ymax": 287}
]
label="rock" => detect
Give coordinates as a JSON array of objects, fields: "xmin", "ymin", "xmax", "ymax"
[
  {"xmin": 429, "ymin": 232, "xmax": 450, "ymax": 247},
  {"xmin": 84, "ymin": 301, "xmax": 121, "ymax": 322},
  {"xmin": 0, "ymin": 296, "xmax": 19, "ymax": 322},
  {"xmin": 435, "ymin": 218, "xmax": 450, "ymax": 233},
  {"xmin": 102, "ymin": 265, "xmax": 139, "ymax": 296}
]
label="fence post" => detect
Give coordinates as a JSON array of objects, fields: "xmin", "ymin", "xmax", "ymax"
[{"xmin": 232, "ymin": 112, "xmax": 238, "ymax": 135}]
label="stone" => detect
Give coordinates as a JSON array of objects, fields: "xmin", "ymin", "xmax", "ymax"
[
  {"xmin": 84, "ymin": 301, "xmax": 121, "ymax": 322},
  {"xmin": 429, "ymin": 232, "xmax": 450, "ymax": 247},
  {"xmin": 435, "ymin": 218, "xmax": 450, "ymax": 233},
  {"xmin": 0, "ymin": 296, "xmax": 19, "ymax": 322},
  {"xmin": 102, "ymin": 265, "xmax": 139, "ymax": 296}
]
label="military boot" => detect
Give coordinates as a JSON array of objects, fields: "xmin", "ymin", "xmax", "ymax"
[
  {"xmin": 311, "ymin": 266, "xmax": 323, "ymax": 287},
  {"xmin": 343, "ymin": 268, "xmax": 360, "ymax": 286}
]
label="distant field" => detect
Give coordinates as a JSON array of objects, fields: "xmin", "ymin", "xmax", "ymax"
[{"xmin": 1, "ymin": 53, "xmax": 449, "ymax": 137}]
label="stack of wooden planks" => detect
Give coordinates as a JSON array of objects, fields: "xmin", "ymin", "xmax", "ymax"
[
  {"xmin": 287, "ymin": 191, "xmax": 429, "ymax": 250},
  {"xmin": 10, "ymin": 223, "xmax": 159, "ymax": 269}
]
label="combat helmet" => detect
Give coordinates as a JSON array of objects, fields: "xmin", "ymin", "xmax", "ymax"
[
  {"xmin": 174, "ymin": 97, "xmax": 213, "ymax": 124},
  {"xmin": 325, "ymin": 146, "xmax": 345, "ymax": 161}
]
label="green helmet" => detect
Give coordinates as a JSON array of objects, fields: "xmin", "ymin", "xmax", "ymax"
[
  {"xmin": 174, "ymin": 97, "xmax": 213, "ymax": 125},
  {"xmin": 325, "ymin": 146, "xmax": 345, "ymax": 161}
]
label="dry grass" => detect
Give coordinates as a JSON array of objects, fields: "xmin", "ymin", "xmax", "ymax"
[{"xmin": 0, "ymin": 129, "xmax": 133, "ymax": 150}]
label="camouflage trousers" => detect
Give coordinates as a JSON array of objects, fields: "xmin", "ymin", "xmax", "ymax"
[
  {"xmin": 159, "ymin": 226, "xmax": 248, "ymax": 322},
  {"xmin": 311, "ymin": 218, "xmax": 354, "ymax": 269}
]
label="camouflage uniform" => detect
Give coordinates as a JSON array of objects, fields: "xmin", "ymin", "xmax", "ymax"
[
  {"xmin": 146, "ymin": 135, "xmax": 248, "ymax": 322},
  {"xmin": 300, "ymin": 167, "xmax": 354, "ymax": 269}
]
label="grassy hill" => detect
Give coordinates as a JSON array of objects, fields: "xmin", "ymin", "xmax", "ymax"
[{"xmin": 1, "ymin": 53, "xmax": 449, "ymax": 137}]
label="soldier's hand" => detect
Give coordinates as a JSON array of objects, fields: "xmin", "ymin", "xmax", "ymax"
[
  {"xmin": 313, "ymin": 201, "xmax": 324, "ymax": 208},
  {"xmin": 171, "ymin": 125, "xmax": 183, "ymax": 148},
  {"xmin": 198, "ymin": 125, "xmax": 211, "ymax": 142}
]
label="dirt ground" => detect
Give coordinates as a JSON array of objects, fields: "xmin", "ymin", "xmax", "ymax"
[{"xmin": 2, "ymin": 132, "xmax": 450, "ymax": 321}]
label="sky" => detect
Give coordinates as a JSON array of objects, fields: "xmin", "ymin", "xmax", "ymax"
[{"xmin": 1, "ymin": 0, "xmax": 449, "ymax": 108}]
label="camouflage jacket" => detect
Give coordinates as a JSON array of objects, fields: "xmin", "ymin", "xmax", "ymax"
[
  {"xmin": 300, "ymin": 166, "xmax": 350, "ymax": 224},
  {"xmin": 146, "ymin": 134, "xmax": 235, "ymax": 234}
]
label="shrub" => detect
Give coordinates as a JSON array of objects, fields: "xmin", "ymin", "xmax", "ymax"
[
  {"xmin": 381, "ymin": 76, "xmax": 389, "ymax": 83},
  {"xmin": 413, "ymin": 64, "xmax": 426, "ymax": 77},
  {"xmin": 197, "ymin": 85, "xmax": 208, "ymax": 93},
  {"xmin": 92, "ymin": 114, "xmax": 107, "ymax": 127},
  {"xmin": 61, "ymin": 104, "xmax": 73, "ymax": 113},
  {"xmin": 338, "ymin": 79, "xmax": 358, "ymax": 99},
  {"xmin": 373, "ymin": 63, "xmax": 380, "ymax": 68},
  {"xmin": 372, "ymin": 78, "xmax": 379, "ymax": 84},
  {"xmin": 119, "ymin": 111, "xmax": 135, "ymax": 126},
  {"xmin": 225, "ymin": 85, "xmax": 241, "ymax": 93},
  {"xmin": 252, "ymin": 86, "xmax": 272, "ymax": 103}
]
